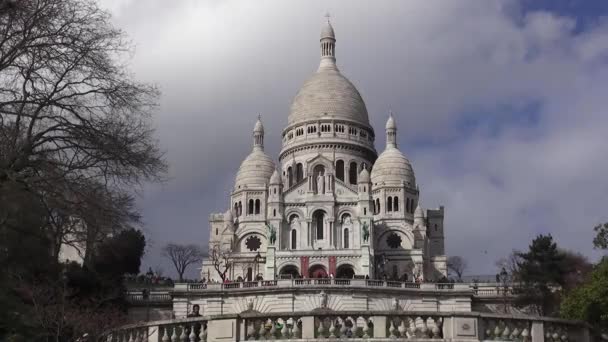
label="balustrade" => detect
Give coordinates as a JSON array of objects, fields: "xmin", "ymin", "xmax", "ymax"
[
  {"xmin": 482, "ymin": 318, "xmax": 532, "ymax": 341},
  {"xmin": 245, "ymin": 316, "xmax": 302, "ymax": 340},
  {"xmin": 103, "ymin": 312, "xmax": 590, "ymax": 342},
  {"xmin": 387, "ymin": 315, "xmax": 443, "ymax": 339}
]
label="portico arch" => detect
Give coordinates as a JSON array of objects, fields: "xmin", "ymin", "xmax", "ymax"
[
  {"xmin": 279, "ymin": 265, "xmax": 300, "ymax": 279},
  {"xmin": 308, "ymin": 264, "xmax": 328, "ymax": 278},
  {"xmin": 336, "ymin": 264, "xmax": 355, "ymax": 279}
]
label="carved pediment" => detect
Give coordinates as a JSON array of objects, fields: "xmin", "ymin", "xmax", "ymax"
[{"xmin": 283, "ymin": 179, "xmax": 309, "ymax": 202}]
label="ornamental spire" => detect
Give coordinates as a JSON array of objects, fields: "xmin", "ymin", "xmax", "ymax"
[
  {"xmin": 319, "ymin": 15, "xmax": 338, "ymax": 71},
  {"xmin": 386, "ymin": 111, "xmax": 397, "ymax": 149},
  {"xmin": 253, "ymin": 115, "xmax": 264, "ymax": 150}
]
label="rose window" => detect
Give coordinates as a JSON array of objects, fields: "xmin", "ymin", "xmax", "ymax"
[
  {"xmin": 386, "ymin": 233, "xmax": 402, "ymax": 249},
  {"xmin": 246, "ymin": 235, "xmax": 262, "ymax": 251}
]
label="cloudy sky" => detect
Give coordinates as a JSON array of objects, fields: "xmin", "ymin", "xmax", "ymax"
[{"xmin": 98, "ymin": 0, "xmax": 608, "ymax": 278}]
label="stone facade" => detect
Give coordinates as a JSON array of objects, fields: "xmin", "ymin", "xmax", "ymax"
[{"xmin": 201, "ymin": 20, "xmax": 447, "ymax": 283}]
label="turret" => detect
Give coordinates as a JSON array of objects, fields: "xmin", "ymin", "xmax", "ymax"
[{"xmin": 357, "ymin": 168, "xmax": 372, "ymax": 217}]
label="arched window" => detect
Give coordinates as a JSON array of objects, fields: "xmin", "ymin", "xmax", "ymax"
[
  {"xmin": 343, "ymin": 229, "xmax": 349, "ymax": 249},
  {"xmin": 364, "ymin": 208, "xmax": 367, "ymax": 215},
  {"xmin": 248, "ymin": 199, "xmax": 254, "ymax": 215},
  {"xmin": 291, "ymin": 230, "xmax": 297, "ymax": 250},
  {"xmin": 387, "ymin": 197, "xmax": 393, "ymax": 212},
  {"xmin": 296, "ymin": 163, "xmax": 304, "ymax": 182},
  {"xmin": 394, "ymin": 197, "xmax": 399, "ymax": 212},
  {"xmin": 273, "ymin": 209, "xmax": 276, "ymax": 217},
  {"xmin": 376, "ymin": 198, "xmax": 381, "ymax": 214},
  {"xmin": 349, "ymin": 162, "xmax": 358, "ymax": 184},
  {"xmin": 314, "ymin": 211, "xmax": 324, "ymax": 240},
  {"xmin": 234, "ymin": 203, "xmax": 238, "ymax": 215},
  {"xmin": 406, "ymin": 198, "xmax": 410, "ymax": 213},
  {"xmin": 335, "ymin": 160, "xmax": 345, "ymax": 182},
  {"xmin": 254, "ymin": 199, "xmax": 260, "ymax": 214},
  {"xmin": 238, "ymin": 202, "xmax": 242, "ymax": 216},
  {"xmin": 287, "ymin": 167, "xmax": 293, "ymax": 187}
]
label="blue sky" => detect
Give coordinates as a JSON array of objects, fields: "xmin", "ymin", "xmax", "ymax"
[{"xmin": 99, "ymin": 0, "xmax": 608, "ymax": 278}]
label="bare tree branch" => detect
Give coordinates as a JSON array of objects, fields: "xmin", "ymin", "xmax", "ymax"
[{"xmin": 162, "ymin": 243, "xmax": 203, "ymax": 282}]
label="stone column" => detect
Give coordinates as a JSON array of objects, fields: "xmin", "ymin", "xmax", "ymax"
[
  {"xmin": 265, "ymin": 246, "xmax": 276, "ymax": 280},
  {"xmin": 372, "ymin": 316, "xmax": 387, "ymax": 338},
  {"xmin": 531, "ymin": 321, "xmax": 544, "ymax": 342}
]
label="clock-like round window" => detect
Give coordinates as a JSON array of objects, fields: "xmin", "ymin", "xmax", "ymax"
[
  {"xmin": 246, "ymin": 235, "xmax": 262, "ymax": 251},
  {"xmin": 386, "ymin": 233, "xmax": 402, "ymax": 249}
]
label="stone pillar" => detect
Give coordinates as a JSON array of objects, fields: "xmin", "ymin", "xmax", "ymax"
[
  {"xmin": 328, "ymin": 256, "xmax": 337, "ymax": 277},
  {"xmin": 372, "ymin": 316, "xmax": 387, "ymax": 338},
  {"xmin": 207, "ymin": 318, "xmax": 238, "ymax": 341},
  {"xmin": 300, "ymin": 316, "xmax": 315, "ymax": 338},
  {"xmin": 531, "ymin": 321, "xmax": 544, "ymax": 342},
  {"xmin": 265, "ymin": 246, "xmax": 276, "ymax": 280}
]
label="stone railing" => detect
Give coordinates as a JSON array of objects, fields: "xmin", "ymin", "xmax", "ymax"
[
  {"xmin": 174, "ymin": 279, "xmax": 469, "ymax": 292},
  {"xmin": 103, "ymin": 311, "xmax": 591, "ymax": 342}
]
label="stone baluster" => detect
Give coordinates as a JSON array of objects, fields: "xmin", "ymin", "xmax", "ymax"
[
  {"xmin": 280, "ymin": 318, "xmax": 290, "ymax": 339},
  {"xmin": 432, "ymin": 317, "xmax": 442, "ymax": 338},
  {"xmin": 328, "ymin": 319, "xmax": 337, "ymax": 338},
  {"xmin": 398, "ymin": 317, "xmax": 407, "ymax": 337},
  {"xmin": 291, "ymin": 318, "xmax": 301, "ymax": 339},
  {"xmin": 362, "ymin": 318, "xmax": 372, "ymax": 338},
  {"xmin": 257, "ymin": 320, "xmax": 266, "ymax": 339},
  {"xmin": 421, "ymin": 316, "xmax": 430, "ymax": 338},
  {"xmin": 127, "ymin": 331, "xmax": 134, "ymax": 342},
  {"xmin": 268, "ymin": 319, "xmax": 277, "ymax": 340},
  {"xmin": 199, "ymin": 323, "xmax": 207, "ymax": 342},
  {"xmin": 171, "ymin": 325, "xmax": 179, "ymax": 342},
  {"xmin": 317, "ymin": 318, "xmax": 326, "ymax": 339},
  {"xmin": 162, "ymin": 326, "xmax": 171, "ymax": 342},
  {"xmin": 134, "ymin": 330, "xmax": 142, "ymax": 342},
  {"xmin": 189, "ymin": 323, "xmax": 196, "ymax": 342},
  {"xmin": 179, "ymin": 325, "xmax": 188, "ymax": 342},
  {"xmin": 339, "ymin": 317, "xmax": 348, "ymax": 338},
  {"xmin": 388, "ymin": 319, "xmax": 397, "ymax": 338}
]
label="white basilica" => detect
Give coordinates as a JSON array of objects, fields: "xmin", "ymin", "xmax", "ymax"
[{"xmin": 201, "ymin": 20, "xmax": 447, "ymax": 282}]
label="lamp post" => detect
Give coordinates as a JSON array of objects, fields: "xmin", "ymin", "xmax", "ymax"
[
  {"xmin": 499, "ymin": 267, "xmax": 509, "ymax": 313},
  {"xmin": 254, "ymin": 252, "xmax": 261, "ymax": 281},
  {"xmin": 144, "ymin": 268, "xmax": 154, "ymax": 321}
]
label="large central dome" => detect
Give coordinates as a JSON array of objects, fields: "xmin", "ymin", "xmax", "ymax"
[
  {"xmin": 288, "ymin": 69, "xmax": 369, "ymax": 125},
  {"xmin": 287, "ymin": 20, "xmax": 370, "ymax": 127}
]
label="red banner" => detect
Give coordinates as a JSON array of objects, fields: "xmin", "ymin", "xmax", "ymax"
[
  {"xmin": 300, "ymin": 256, "xmax": 309, "ymax": 278},
  {"xmin": 328, "ymin": 256, "xmax": 337, "ymax": 277}
]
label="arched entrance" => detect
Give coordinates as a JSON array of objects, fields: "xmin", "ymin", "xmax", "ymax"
[
  {"xmin": 308, "ymin": 264, "xmax": 328, "ymax": 278},
  {"xmin": 279, "ymin": 265, "xmax": 300, "ymax": 279},
  {"xmin": 336, "ymin": 264, "xmax": 355, "ymax": 279}
]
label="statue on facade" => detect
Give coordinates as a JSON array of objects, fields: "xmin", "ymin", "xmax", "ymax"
[
  {"xmin": 319, "ymin": 290, "xmax": 328, "ymax": 308},
  {"xmin": 358, "ymin": 219, "xmax": 370, "ymax": 242},
  {"xmin": 316, "ymin": 173, "xmax": 325, "ymax": 194},
  {"xmin": 266, "ymin": 223, "xmax": 276, "ymax": 245}
]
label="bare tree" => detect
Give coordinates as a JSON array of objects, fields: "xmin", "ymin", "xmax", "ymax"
[
  {"xmin": 210, "ymin": 243, "xmax": 232, "ymax": 282},
  {"xmin": 0, "ymin": 0, "xmax": 166, "ymax": 260},
  {"xmin": 162, "ymin": 243, "xmax": 203, "ymax": 282},
  {"xmin": 495, "ymin": 249, "xmax": 522, "ymax": 282},
  {"xmin": 447, "ymin": 256, "xmax": 467, "ymax": 281}
]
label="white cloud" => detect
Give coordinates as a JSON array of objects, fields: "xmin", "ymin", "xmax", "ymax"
[{"xmin": 99, "ymin": 0, "xmax": 608, "ymax": 276}]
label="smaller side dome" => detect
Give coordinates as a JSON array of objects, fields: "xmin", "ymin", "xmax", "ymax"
[
  {"xmin": 234, "ymin": 150, "xmax": 275, "ymax": 189},
  {"xmin": 358, "ymin": 168, "xmax": 370, "ymax": 183},
  {"xmin": 270, "ymin": 169, "xmax": 282, "ymax": 184}
]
